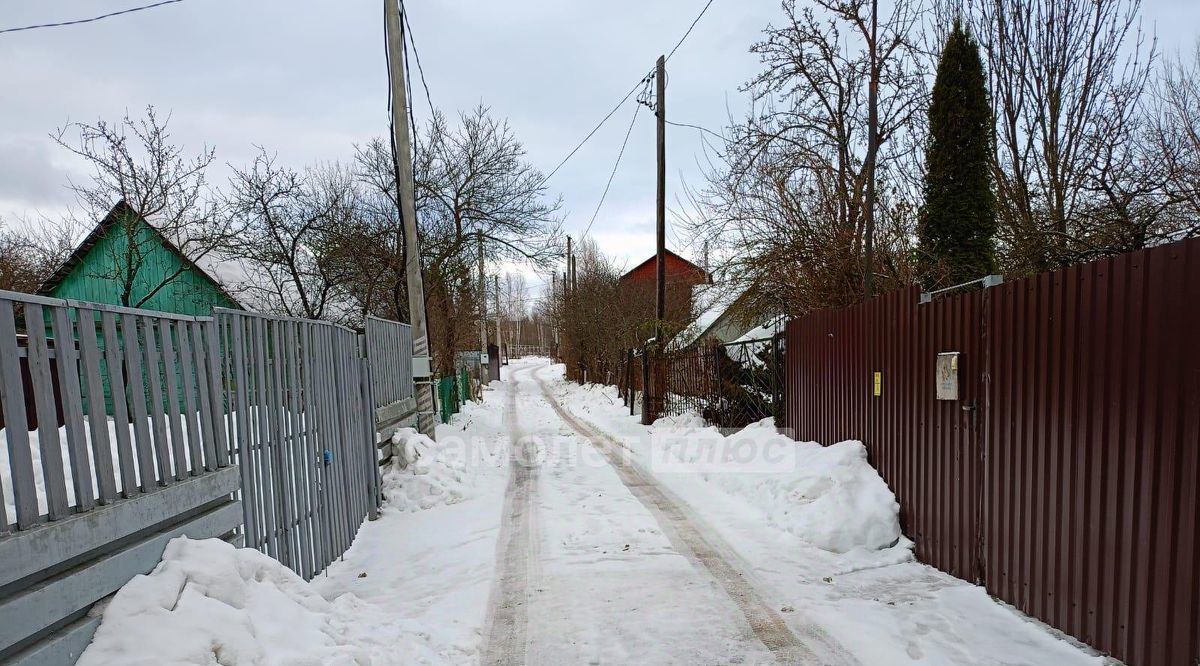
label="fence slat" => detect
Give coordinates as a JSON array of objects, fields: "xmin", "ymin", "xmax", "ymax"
[
  {"xmin": 228, "ymin": 314, "xmax": 259, "ymax": 550},
  {"xmin": 204, "ymin": 319, "xmax": 227, "ymax": 468},
  {"xmin": 299, "ymin": 322, "xmax": 325, "ymax": 572},
  {"xmin": 189, "ymin": 321, "xmax": 217, "ymax": 473},
  {"xmin": 251, "ymin": 316, "xmax": 277, "ymax": 559},
  {"xmin": 157, "ymin": 318, "xmax": 187, "ymax": 482},
  {"xmin": 77, "ymin": 311, "xmax": 117, "ymax": 504},
  {"xmin": 101, "ymin": 313, "xmax": 136, "ymax": 497},
  {"xmin": 140, "ymin": 317, "xmax": 171, "ymax": 487},
  {"xmin": 0, "ymin": 300, "xmax": 37, "ymax": 529},
  {"xmin": 50, "ymin": 306, "xmax": 94, "ymax": 513},
  {"xmin": 176, "ymin": 320, "xmax": 203, "ymax": 476},
  {"xmin": 122, "ymin": 314, "xmax": 155, "ymax": 492},
  {"xmin": 284, "ymin": 322, "xmax": 313, "ymax": 578},
  {"xmin": 25, "ymin": 304, "xmax": 69, "ymax": 519}
]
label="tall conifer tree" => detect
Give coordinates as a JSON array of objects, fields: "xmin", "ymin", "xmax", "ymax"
[{"xmin": 919, "ymin": 20, "xmax": 997, "ymax": 286}]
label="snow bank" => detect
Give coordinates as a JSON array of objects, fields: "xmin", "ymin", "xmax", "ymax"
[
  {"xmin": 382, "ymin": 429, "xmax": 475, "ymax": 512},
  {"xmin": 78, "ymin": 537, "xmax": 371, "ymax": 666},
  {"xmin": 651, "ymin": 417, "xmax": 906, "ymax": 554}
]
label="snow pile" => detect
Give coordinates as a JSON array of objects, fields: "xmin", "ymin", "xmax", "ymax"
[
  {"xmin": 383, "ymin": 418, "xmax": 503, "ymax": 513},
  {"xmin": 78, "ymin": 537, "xmax": 371, "ymax": 666},
  {"xmin": 382, "ymin": 429, "xmax": 473, "ymax": 512},
  {"xmin": 652, "ymin": 418, "xmax": 906, "ymax": 554}
]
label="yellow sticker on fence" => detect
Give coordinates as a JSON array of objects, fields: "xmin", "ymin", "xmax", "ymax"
[{"xmin": 873, "ymin": 371, "xmax": 882, "ymax": 397}]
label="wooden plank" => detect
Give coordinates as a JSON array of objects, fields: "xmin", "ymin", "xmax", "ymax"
[
  {"xmin": 204, "ymin": 319, "xmax": 227, "ymax": 468},
  {"xmin": 100, "ymin": 313, "xmax": 136, "ymax": 498},
  {"xmin": 122, "ymin": 313, "xmax": 155, "ymax": 492},
  {"xmin": 139, "ymin": 316, "xmax": 171, "ymax": 487},
  {"xmin": 157, "ymin": 318, "xmax": 187, "ymax": 481},
  {"xmin": 50, "ymin": 305, "xmax": 94, "ymax": 513},
  {"xmin": 175, "ymin": 319, "xmax": 203, "ymax": 476},
  {"xmin": 189, "ymin": 320, "xmax": 217, "ymax": 473},
  {"xmin": 0, "ymin": 299, "xmax": 37, "ymax": 529},
  {"xmin": 77, "ymin": 310, "xmax": 117, "ymax": 504},
  {"xmin": 24, "ymin": 304, "xmax": 69, "ymax": 519},
  {"xmin": 0, "ymin": 500, "xmax": 242, "ymax": 655},
  {"xmin": 0, "ymin": 466, "xmax": 241, "ymax": 589}
]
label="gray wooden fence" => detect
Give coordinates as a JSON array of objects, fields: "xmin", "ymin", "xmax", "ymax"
[
  {"xmin": 364, "ymin": 315, "xmax": 413, "ymax": 409},
  {"xmin": 0, "ymin": 290, "xmax": 241, "ymax": 665},
  {"xmin": 215, "ymin": 309, "xmax": 381, "ymax": 580}
]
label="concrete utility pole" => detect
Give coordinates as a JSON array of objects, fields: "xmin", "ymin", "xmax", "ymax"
[
  {"xmin": 494, "ymin": 275, "xmax": 502, "ymax": 366},
  {"xmin": 654, "ymin": 54, "xmax": 666, "ymax": 344},
  {"xmin": 384, "ymin": 0, "xmax": 435, "ymax": 438},
  {"xmin": 477, "ymin": 233, "xmax": 487, "ymax": 375}
]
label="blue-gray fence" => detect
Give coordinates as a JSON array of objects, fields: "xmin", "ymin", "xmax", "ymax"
[
  {"xmin": 0, "ymin": 292, "xmax": 414, "ymax": 664},
  {"xmin": 364, "ymin": 315, "xmax": 412, "ymax": 410},
  {"xmin": 216, "ymin": 309, "xmax": 381, "ymax": 580},
  {"xmin": 0, "ymin": 290, "xmax": 241, "ymax": 665}
]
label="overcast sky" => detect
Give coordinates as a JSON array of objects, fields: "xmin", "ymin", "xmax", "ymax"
[{"xmin": 2, "ymin": 0, "xmax": 1199, "ymax": 294}]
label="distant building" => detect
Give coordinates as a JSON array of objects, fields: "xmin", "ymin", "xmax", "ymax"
[
  {"xmin": 39, "ymin": 201, "xmax": 241, "ymax": 315},
  {"xmin": 617, "ymin": 249, "xmax": 708, "ymax": 344}
]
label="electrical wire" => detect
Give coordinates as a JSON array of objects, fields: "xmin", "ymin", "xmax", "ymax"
[
  {"xmin": 402, "ymin": 7, "xmax": 436, "ymax": 119},
  {"xmin": 665, "ymin": 0, "xmax": 716, "ymax": 61},
  {"xmin": 665, "ymin": 119, "xmax": 724, "ymax": 142},
  {"xmin": 581, "ymin": 102, "xmax": 641, "ymax": 242},
  {"xmin": 521, "ymin": 0, "xmax": 718, "ymax": 191},
  {"xmin": 0, "ymin": 0, "xmax": 185, "ymax": 35}
]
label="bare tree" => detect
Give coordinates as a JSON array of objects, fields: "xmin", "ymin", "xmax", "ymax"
[
  {"xmin": 223, "ymin": 150, "xmax": 359, "ymax": 324},
  {"xmin": 1147, "ymin": 42, "xmax": 1200, "ymax": 239},
  {"xmin": 351, "ymin": 105, "xmax": 562, "ymax": 372},
  {"xmin": 683, "ymin": 0, "xmax": 925, "ymax": 319},
  {"xmin": 52, "ymin": 106, "xmax": 233, "ymax": 307},
  {"xmin": 0, "ymin": 217, "xmax": 80, "ymax": 294},
  {"xmin": 969, "ymin": 0, "xmax": 1156, "ymax": 271}
]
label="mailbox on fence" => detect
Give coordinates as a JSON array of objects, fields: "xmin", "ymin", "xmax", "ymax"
[{"xmin": 935, "ymin": 352, "xmax": 959, "ymax": 401}]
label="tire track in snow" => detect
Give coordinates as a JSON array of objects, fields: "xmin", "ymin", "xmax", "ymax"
[
  {"xmin": 481, "ymin": 367, "xmax": 540, "ymax": 666},
  {"xmin": 533, "ymin": 371, "xmax": 857, "ymax": 666}
]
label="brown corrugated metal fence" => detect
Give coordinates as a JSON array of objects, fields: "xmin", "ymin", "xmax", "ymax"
[{"xmin": 783, "ymin": 237, "xmax": 1199, "ymax": 666}]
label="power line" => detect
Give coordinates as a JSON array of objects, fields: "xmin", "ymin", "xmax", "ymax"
[
  {"xmin": 581, "ymin": 102, "xmax": 641, "ymax": 242},
  {"xmin": 402, "ymin": 7, "xmax": 436, "ymax": 118},
  {"xmin": 524, "ymin": 0, "xmax": 719, "ymax": 191},
  {"xmin": 0, "ymin": 0, "xmax": 185, "ymax": 35},
  {"xmin": 666, "ymin": 119, "xmax": 724, "ymax": 142},
  {"xmin": 666, "ymin": 0, "xmax": 716, "ymax": 61},
  {"xmin": 534, "ymin": 74, "xmax": 649, "ymax": 190}
]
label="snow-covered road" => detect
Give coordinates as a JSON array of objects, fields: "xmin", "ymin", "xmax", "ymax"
[{"xmin": 78, "ymin": 357, "xmax": 1110, "ymax": 665}]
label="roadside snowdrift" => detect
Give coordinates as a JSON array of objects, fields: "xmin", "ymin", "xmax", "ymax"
[
  {"xmin": 653, "ymin": 418, "xmax": 903, "ymax": 553},
  {"xmin": 79, "ymin": 400, "xmax": 508, "ymax": 666},
  {"xmin": 552, "ymin": 377, "xmax": 907, "ymax": 556},
  {"xmin": 78, "ymin": 537, "xmax": 371, "ymax": 666}
]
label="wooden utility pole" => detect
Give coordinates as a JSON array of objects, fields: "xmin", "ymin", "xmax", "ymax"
[
  {"xmin": 863, "ymin": 0, "xmax": 879, "ymax": 299},
  {"xmin": 384, "ymin": 0, "xmax": 435, "ymax": 438},
  {"xmin": 654, "ymin": 54, "xmax": 666, "ymax": 343},
  {"xmin": 565, "ymin": 235, "xmax": 572, "ymax": 298}
]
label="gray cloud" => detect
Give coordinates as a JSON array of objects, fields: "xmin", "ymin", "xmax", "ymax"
[{"xmin": 1, "ymin": 0, "xmax": 1197, "ymax": 280}]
